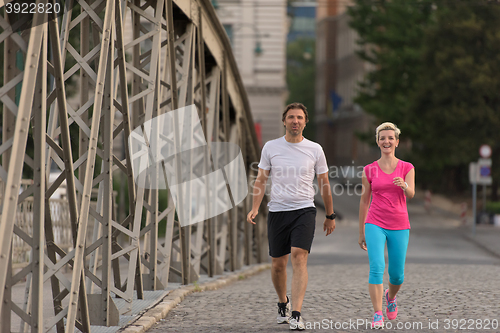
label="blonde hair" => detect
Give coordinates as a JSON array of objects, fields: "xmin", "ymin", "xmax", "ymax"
[{"xmin": 376, "ymin": 122, "xmax": 401, "ymax": 142}]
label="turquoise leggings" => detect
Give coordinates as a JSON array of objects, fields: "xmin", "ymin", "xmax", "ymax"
[{"xmin": 365, "ymin": 223, "xmax": 410, "ymax": 285}]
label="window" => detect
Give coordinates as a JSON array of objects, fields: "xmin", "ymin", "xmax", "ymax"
[{"xmin": 291, "ymin": 17, "xmax": 315, "ymax": 33}]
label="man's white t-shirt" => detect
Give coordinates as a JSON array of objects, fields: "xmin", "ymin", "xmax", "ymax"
[{"xmin": 258, "ymin": 136, "xmax": 329, "ymax": 212}]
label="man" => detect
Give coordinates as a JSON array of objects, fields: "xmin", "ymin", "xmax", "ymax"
[{"xmin": 247, "ymin": 102, "xmax": 336, "ymax": 330}]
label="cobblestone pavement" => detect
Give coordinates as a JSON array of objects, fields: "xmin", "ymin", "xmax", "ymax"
[
  {"xmin": 149, "ymin": 261, "xmax": 500, "ymax": 332},
  {"xmin": 149, "ymin": 193, "xmax": 500, "ymax": 333}
]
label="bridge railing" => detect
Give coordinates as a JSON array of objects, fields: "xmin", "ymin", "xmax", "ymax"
[{"xmin": 0, "ymin": 1, "xmax": 268, "ymax": 332}]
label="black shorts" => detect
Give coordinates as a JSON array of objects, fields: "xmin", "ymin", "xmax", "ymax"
[{"xmin": 267, "ymin": 207, "xmax": 317, "ymax": 258}]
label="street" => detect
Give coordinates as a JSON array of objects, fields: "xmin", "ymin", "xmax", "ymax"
[{"xmin": 149, "ymin": 189, "xmax": 500, "ymax": 332}]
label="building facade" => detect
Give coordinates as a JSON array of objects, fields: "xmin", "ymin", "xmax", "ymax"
[
  {"xmin": 315, "ymin": 0, "xmax": 379, "ymax": 167},
  {"xmin": 215, "ymin": 0, "xmax": 288, "ymax": 146},
  {"xmin": 287, "ymin": 1, "xmax": 316, "ymax": 43}
]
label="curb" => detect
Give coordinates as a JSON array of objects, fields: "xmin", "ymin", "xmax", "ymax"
[
  {"xmin": 119, "ymin": 263, "xmax": 271, "ymax": 333},
  {"xmin": 459, "ymin": 231, "xmax": 500, "ymax": 260}
]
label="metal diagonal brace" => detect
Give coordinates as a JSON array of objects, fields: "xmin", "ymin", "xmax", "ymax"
[
  {"xmin": 64, "ymin": 0, "xmax": 115, "ymax": 331},
  {"xmin": 0, "ymin": 6, "xmax": 46, "ymax": 318},
  {"xmin": 47, "ymin": 10, "xmax": 92, "ymax": 332}
]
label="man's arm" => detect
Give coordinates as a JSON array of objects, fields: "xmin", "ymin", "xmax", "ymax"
[
  {"xmin": 246, "ymin": 168, "xmax": 270, "ymax": 224},
  {"xmin": 318, "ymin": 172, "xmax": 333, "ymax": 215},
  {"xmin": 317, "ymin": 172, "xmax": 336, "ymax": 236}
]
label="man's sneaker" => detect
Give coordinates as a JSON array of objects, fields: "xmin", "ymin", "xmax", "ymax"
[
  {"xmin": 385, "ymin": 289, "xmax": 398, "ymax": 320},
  {"xmin": 289, "ymin": 316, "xmax": 305, "ymax": 330},
  {"xmin": 277, "ymin": 296, "xmax": 291, "ymax": 324},
  {"xmin": 371, "ymin": 312, "xmax": 384, "ymax": 329}
]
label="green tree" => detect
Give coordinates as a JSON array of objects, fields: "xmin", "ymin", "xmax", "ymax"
[
  {"xmin": 286, "ymin": 37, "xmax": 316, "ymax": 139},
  {"xmin": 409, "ymin": 1, "xmax": 500, "ymax": 192},
  {"xmin": 347, "ymin": 0, "xmax": 435, "ymax": 136},
  {"xmin": 349, "ymin": 0, "xmax": 500, "ymax": 193}
]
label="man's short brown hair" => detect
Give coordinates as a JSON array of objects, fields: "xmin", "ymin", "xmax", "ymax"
[{"xmin": 282, "ymin": 102, "xmax": 309, "ymax": 123}]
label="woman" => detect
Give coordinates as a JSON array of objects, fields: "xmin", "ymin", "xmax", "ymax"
[{"xmin": 358, "ymin": 122, "xmax": 415, "ymax": 329}]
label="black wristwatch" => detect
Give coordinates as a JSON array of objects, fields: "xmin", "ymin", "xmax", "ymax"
[{"xmin": 326, "ymin": 213, "xmax": 336, "ymax": 220}]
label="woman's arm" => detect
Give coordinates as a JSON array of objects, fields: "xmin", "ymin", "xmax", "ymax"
[
  {"xmin": 403, "ymin": 168, "xmax": 415, "ymax": 199},
  {"xmin": 393, "ymin": 168, "xmax": 415, "ymax": 199},
  {"xmin": 358, "ymin": 170, "xmax": 371, "ymax": 251}
]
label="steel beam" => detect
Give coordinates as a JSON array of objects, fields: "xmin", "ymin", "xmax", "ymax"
[
  {"xmin": 0, "ymin": 5, "xmax": 46, "ymax": 319},
  {"xmin": 65, "ymin": 0, "xmax": 115, "ymax": 331},
  {"xmin": 48, "ymin": 11, "xmax": 92, "ymax": 332},
  {"xmin": 0, "ymin": 1, "xmax": 266, "ymax": 331},
  {"xmin": 0, "ymin": 8, "xmax": 20, "ymax": 332},
  {"xmin": 29, "ymin": 22, "xmax": 47, "ymax": 333},
  {"xmin": 114, "ymin": 0, "xmax": 144, "ymax": 300}
]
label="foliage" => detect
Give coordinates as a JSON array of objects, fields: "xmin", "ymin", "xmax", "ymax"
[
  {"xmin": 348, "ymin": 0, "xmax": 500, "ymax": 193},
  {"xmin": 286, "ymin": 37, "xmax": 316, "ymax": 140},
  {"xmin": 113, "ymin": 175, "xmax": 171, "ymax": 237},
  {"xmin": 409, "ymin": 0, "xmax": 500, "ymax": 192},
  {"xmin": 486, "ymin": 201, "xmax": 500, "ymax": 215},
  {"xmin": 348, "ymin": 0, "xmax": 435, "ymax": 132}
]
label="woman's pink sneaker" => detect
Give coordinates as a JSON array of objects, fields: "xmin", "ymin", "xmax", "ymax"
[
  {"xmin": 385, "ymin": 289, "xmax": 398, "ymax": 320},
  {"xmin": 371, "ymin": 311, "xmax": 384, "ymax": 329}
]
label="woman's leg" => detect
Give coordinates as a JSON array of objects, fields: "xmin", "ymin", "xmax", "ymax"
[
  {"xmin": 368, "ymin": 284, "xmax": 384, "ymax": 312},
  {"xmin": 387, "ymin": 281, "xmax": 402, "ymax": 300},
  {"xmin": 386, "ymin": 229, "xmax": 410, "ymax": 298},
  {"xmin": 365, "ymin": 224, "xmax": 387, "ymax": 312}
]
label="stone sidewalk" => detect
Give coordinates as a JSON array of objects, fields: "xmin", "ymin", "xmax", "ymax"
[
  {"xmin": 411, "ymin": 195, "xmax": 500, "ymax": 259},
  {"xmin": 119, "ymin": 191, "xmax": 500, "ymax": 333},
  {"xmin": 137, "ymin": 198, "xmax": 500, "ymax": 332},
  {"xmin": 147, "ymin": 263, "xmax": 500, "ymax": 333}
]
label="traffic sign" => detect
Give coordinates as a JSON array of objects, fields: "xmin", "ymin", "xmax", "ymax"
[
  {"xmin": 480, "ymin": 144, "xmax": 492, "ymax": 158},
  {"xmin": 470, "ymin": 158, "xmax": 492, "ymax": 185},
  {"xmin": 469, "ymin": 162, "xmax": 477, "ymax": 185},
  {"xmin": 479, "ymin": 158, "xmax": 492, "ymax": 185}
]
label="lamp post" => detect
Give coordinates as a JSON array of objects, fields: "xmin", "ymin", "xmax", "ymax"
[{"xmin": 254, "ymin": 41, "xmax": 263, "ymax": 56}]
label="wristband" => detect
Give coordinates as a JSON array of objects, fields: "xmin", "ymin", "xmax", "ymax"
[{"xmin": 326, "ymin": 213, "xmax": 336, "ymax": 220}]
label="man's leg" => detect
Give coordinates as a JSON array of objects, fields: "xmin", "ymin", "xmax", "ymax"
[
  {"xmin": 290, "ymin": 247, "xmax": 309, "ymax": 312},
  {"xmin": 272, "ymin": 254, "xmax": 289, "ymax": 303}
]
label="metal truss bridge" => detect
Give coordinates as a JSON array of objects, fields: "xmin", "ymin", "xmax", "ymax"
[{"xmin": 0, "ymin": 0, "xmax": 268, "ymax": 332}]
